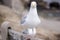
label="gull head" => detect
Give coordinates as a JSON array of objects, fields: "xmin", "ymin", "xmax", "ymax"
[{"xmin": 31, "ymin": 1, "xmax": 37, "ymax": 8}]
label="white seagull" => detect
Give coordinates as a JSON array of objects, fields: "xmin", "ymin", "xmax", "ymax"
[{"xmin": 21, "ymin": 1, "xmax": 41, "ymax": 35}]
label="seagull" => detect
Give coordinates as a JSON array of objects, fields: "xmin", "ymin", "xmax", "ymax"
[{"xmin": 21, "ymin": 1, "xmax": 41, "ymax": 35}]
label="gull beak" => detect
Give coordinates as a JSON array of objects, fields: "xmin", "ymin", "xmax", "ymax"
[{"xmin": 31, "ymin": 1, "xmax": 37, "ymax": 7}]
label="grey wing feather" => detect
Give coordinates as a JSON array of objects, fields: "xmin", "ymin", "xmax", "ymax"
[{"xmin": 21, "ymin": 16, "xmax": 27, "ymax": 24}]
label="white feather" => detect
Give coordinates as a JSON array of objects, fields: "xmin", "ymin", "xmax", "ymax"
[{"xmin": 21, "ymin": 1, "xmax": 41, "ymax": 35}]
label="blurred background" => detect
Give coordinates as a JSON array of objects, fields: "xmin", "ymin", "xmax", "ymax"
[
  {"xmin": 0, "ymin": 0, "xmax": 60, "ymax": 20},
  {"xmin": 0, "ymin": 0, "xmax": 60, "ymax": 40}
]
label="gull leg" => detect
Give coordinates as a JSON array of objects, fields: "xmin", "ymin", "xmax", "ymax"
[
  {"xmin": 27, "ymin": 27, "xmax": 36, "ymax": 35},
  {"xmin": 32, "ymin": 27, "xmax": 36, "ymax": 35}
]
